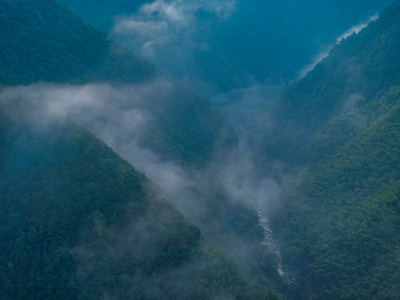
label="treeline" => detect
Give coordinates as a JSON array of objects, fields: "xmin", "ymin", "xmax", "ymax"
[
  {"xmin": 0, "ymin": 0, "xmax": 235, "ymax": 168},
  {"xmin": 58, "ymin": 0, "xmax": 391, "ymax": 94},
  {"xmin": 268, "ymin": 0, "xmax": 400, "ymax": 298},
  {"xmin": 0, "ymin": 91, "xmax": 280, "ymax": 299},
  {"xmin": 263, "ymin": 0, "xmax": 400, "ymax": 166},
  {"xmin": 0, "ymin": 0, "xmax": 282, "ymax": 298},
  {"xmin": 0, "ymin": 0, "xmax": 155, "ymax": 85}
]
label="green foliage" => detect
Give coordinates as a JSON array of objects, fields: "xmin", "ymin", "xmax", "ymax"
[
  {"xmin": 141, "ymin": 83, "xmax": 237, "ymax": 167},
  {"xmin": 75, "ymin": 235, "xmax": 282, "ymax": 300},
  {"xmin": 0, "ymin": 106, "xmax": 266, "ymax": 299},
  {"xmin": 0, "ymin": 0, "xmax": 282, "ymax": 299},
  {"xmin": 269, "ymin": 2, "xmax": 400, "ymax": 296},
  {"xmin": 264, "ymin": 0, "xmax": 400, "ymax": 165},
  {"xmin": 224, "ymin": 201, "xmax": 264, "ymax": 241},
  {"xmin": 0, "ymin": 0, "xmax": 155, "ymax": 85},
  {"xmin": 0, "ymin": 0, "xmax": 237, "ymax": 168},
  {"xmin": 275, "ymin": 97, "xmax": 400, "ymax": 298},
  {"xmin": 0, "ymin": 105, "xmax": 152, "ymax": 298}
]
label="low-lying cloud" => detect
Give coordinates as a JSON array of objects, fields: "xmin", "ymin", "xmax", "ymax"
[
  {"xmin": 336, "ymin": 14, "xmax": 379, "ymax": 43},
  {"xmin": 0, "ymin": 78, "xmax": 287, "ymax": 296},
  {"xmin": 112, "ymin": 0, "xmax": 236, "ymax": 79},
  {"xmin": 298, "ymin": 14, "xmax": 379, "ymax": 79},
  {"xmin": 1, "ymin": 80, "xmax": 211, "ymax": 218},
  {"xmin": 1, "ymin": 80, "xmax": 285, "ymax": 262}
]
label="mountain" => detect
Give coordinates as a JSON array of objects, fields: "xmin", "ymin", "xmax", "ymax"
[
  {"xmin": 0, "ymin": 0, "xmax": 155, "ymax": 85},
  {"xmin": 57, "ymin": 0, "xmax": 392, "ymax": 93},
  {"xmin": 0, "ymin": 99, "xmax": 280, "ymax": 299},
  {"xmin": 0, "ymin": 0, "xmax": 235, "ymax": 168},
  {"xmin": 7, "ymin": 0, "xmax": 400, "ymax": 298},
  {"xmin": 263, "ymin": 0, "xmax": 400, "ymax": 166},
  {"xmin": 0, "ymin": 102, "xmax": 188, "ymax": 298},
  {"xmin": 0, "ymin": 0, "xmax": 281, "ymax": 298},
  {"xmin": 268, "ymin": 0, "xmax": 400, "ymax": 298}
]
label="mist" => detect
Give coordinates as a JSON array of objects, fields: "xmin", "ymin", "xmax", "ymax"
[
  {"xmin": 336, "ymin": 13, "xmax": 379, "ymax": 43},
  {"xmin": 112, "ymin": 0, "xmax": 236, "ymax": 82},
  {"xmin": 298, "ymin": 13, "xmax": 380, "ymax": 79},
  {"xmin": 0, "ymin": 79, "xmax": 289, "ymax": 295},
  {"xmin": 0, "ymin": 81, "xmax": 197, "ymax": 213},
  {"xmin": 0, "ymin": 80, "xmax": 280, "ymax": 235},
  {"xmin": 2, "ymin": 0, "xmax": 399, "ymax": 298}
]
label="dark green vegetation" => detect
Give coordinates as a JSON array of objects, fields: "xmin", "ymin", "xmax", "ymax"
[
  {"xmin": 0, "ymin": 103, "xmax": 280, "ymax": 299},
  {"xmin": 0, "ymin": 0, "xmax": 155, "ymax": 85},
  {"xmin": 0, "ymin": 0, "xmax": 281, "ymax": 299},
  {"xmin": 57, "ymin": 0, "xmax": 391, "ymax": 93},
  {"xmin": 265, "ymin": 0, "xmax": 400, "ymax": 165},
  {"xmin": 0, "ymin": 0, "xmax": 234, "ymax": 168},
  {"xmin": 139, "ymin": 82, "xmax": 237, "ymax": 167},
  {"xmin": 3, "ymin": 0, "xmax": 399, "ymax": 298},
  {"xmin": 268, "ymin": 0, "xmax": 400, "ymax": 298}
]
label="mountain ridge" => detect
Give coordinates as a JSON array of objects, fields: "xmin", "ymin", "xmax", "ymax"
[{"xmin": 268, "ymin": 1, "xmax": 400, "ymax": 298}]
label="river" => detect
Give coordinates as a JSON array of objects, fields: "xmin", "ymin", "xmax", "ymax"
[{"xmin": 213, "ymin": 83, "xmax": 294, "ymax": 282}]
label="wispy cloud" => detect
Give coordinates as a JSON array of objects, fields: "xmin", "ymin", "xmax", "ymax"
[
  {"xmin": 0, "ymin": 81, "xmax": 218, "ymax": 226},
  {"xmin": 298, "ymin": 14, "xmax": 379, "ymax": 79},
  {"xmin": 112, "ymin": 0, "xmax": 236, "ymax": 78},
  {"xmin": 1, "ymin": 80, "xmax": 284, "ymax": 290},
  {"xmin": 1, "ymin": 79, "xmax": 281, "ymax": 227},
  {"xmin": 297, "ymin": 48, "xmax": 331, "ymax": 79},
  {"xmin": 336, "ymin": 14, "xmax": 379, "ymax": 43}
]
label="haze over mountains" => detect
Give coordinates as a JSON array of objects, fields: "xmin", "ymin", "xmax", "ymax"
[
  {"xmin": 58, "ymin": 0, "xmax": 392, "ymax": 94},
  {"xmin": 1, "ymin": 0, "xmax": 400, "ymax": 299}
]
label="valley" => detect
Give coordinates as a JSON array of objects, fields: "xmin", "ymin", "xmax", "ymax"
[{"xmin": 1, "ymin": 0, "xmax": 400, "ymax": 299}]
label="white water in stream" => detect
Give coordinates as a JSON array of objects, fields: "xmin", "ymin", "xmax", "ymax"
[
  {"xmin": 257, "ymin": 207, "xmax": 289, "ymax": 280},
  {"xmin": 215, "ymin": 84, "xmax": 294, "ymax": 282},
  {"xmin": 214, "ymin": 14, "xmax": 382, "ymax": 281},
  {"xmin": 237, "ymin": 133, "xmax": 291, "ymax": 281}
]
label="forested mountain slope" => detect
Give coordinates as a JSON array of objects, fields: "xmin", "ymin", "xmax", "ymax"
[
  {"xmin": 0, "ymin": 0, "xmax": 234, "ymax": 168},
  {"xmin": 0, "ymin": 104, "xmax": 182, "ymax": 298},
  {"xmin": 269, "ymin": 1, "xmax": 400, "ymax": 298},
  {"xmin": 0, "ymin": 0, "xmax": 281, "ymax": 299},
  {"xmin": 0, "ymin": 0, "xmax": 155, "ymax": 85},
  {"xmin": 265, "ymin": 0, "xmax": 400, "ymax": 165},
  {"xmin": 57, "ymin": 0, "xmax": 392, "ymax": 93},
  {"xmin": 0, "ymin": 100, "xmax": 280, "ymax": 299}
]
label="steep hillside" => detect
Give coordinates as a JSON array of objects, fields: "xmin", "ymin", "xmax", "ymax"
[
  {"xmin": 0, "ymin": 0, "xmax": 281, "ymax": 299},
  {"xmin": 57, "ymin": 0, "xmax": 392, "ymax": 93},
  {"xmin": 274, "ymin": 87, "xmax": 400, "ymax": 299},
  {"xmin": 269, "ymin": 1, "xmax": 400, "ymax": 298},
  {"xmin": 0, "ymin": 102, "xmax": 195, "ymax": 298},
  {"xmin": 0, "ymin": 0, "xmax": 235, "ymax": 168},
  {"xmin": 0, "ymin": 0, "xmax": 155, "ymax": 85},
  {"xmin": 265, "ymin": 0, "xmax": 400, "ymax": 165},
  {"xmin": 0, "ymin": 99, "xmax": 281, "ymax": 299},
  {"xmin": 141, "ymin": 82, "xmax": 237, "ymax": 166}
]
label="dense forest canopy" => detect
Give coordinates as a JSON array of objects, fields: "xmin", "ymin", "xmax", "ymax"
[
  {"xmin": 0, "ymin": 0, "xmax": 281, "ymax": 299},
  {"xmin": 263, "ymin": 0, "xmax": 400, "ymax": 165},
  {"xmin": 267, "ymin": 0, "xmax": 400, "ymax": 298},
  {"xmin": 1, "ymin": 0, "xmax": 400, "ymax": 299},
  {"xmin": 0, "ymin": 0, "xmax": 155, "ymax": 85}
]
